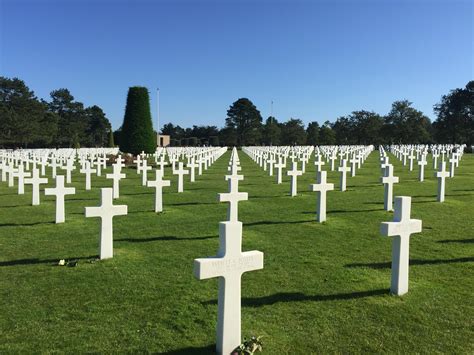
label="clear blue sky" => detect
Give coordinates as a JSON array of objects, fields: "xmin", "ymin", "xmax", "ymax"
[{"xmin": 1, "ymin": 0, "xmax": 472, "ymax": 130}]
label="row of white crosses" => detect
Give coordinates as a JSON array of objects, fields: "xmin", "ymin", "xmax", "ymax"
[
  {"xmin": 194, "ymin": 148, "xmax": 264, "ymax": 355},
  {"xmin": 249, "ymin": 146, "xmax": 425, "ymax": 296},
  {"xmin": 243, "ymin": 145, "xmax": 373, "ymax": 201},
  {"xmin": 384, "ymin": 144, "xmax": 466, "ymax": 203}
]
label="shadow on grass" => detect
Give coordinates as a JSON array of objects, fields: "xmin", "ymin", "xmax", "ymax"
[
  {"xmin": 0, "ymin": 255, "xmax": 97, "ymax": 267},
  {"xmin": 438, "ymin": 238, "xmax": 474, "ymax": 244},
  {"xmin": 0, "ymin": 221, "xmax": 55, "ymax": 227},
  {"xmin": 68, "ymin": 198, "xmax": 98, "ymax": 202},
  {"xmin": 160, "ymin": 345, "xmax": 216, "ymax": 354},
  {"xmin": 202, "ymin": 289, "xmax": 387, "ymax": 307},
  {"xmin": 168, "ymin": 202, "xmax": 217, "ymax": 206},
  {"xmin": 116, "ymin": 235, "xmax": 216, "ymax": 243},
  {"xmin": 121, "ymin": 191, "xmax": 154, "ymax": 196},
  {"xmin": 345, "ymin": 257, "xmax": 474, "ymax": 269},
  {"xmin": 0, "ymin": 205, "xmax": 27, "ymax": 208},
  {"xmin": 245, "ymin": 219, "xmax": 314, "ymax": 226}
]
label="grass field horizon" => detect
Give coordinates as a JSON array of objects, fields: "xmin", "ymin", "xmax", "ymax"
[{"xmin": 1, "ymin": 149, "xmax": 473, "ymax": 354}]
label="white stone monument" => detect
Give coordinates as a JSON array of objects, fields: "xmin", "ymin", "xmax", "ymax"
[
  {"xmin": 85, "ymin": 188, "xmax": 127, "ymax": 260},
  {"xmin": 147, "ymin": 169, "xmax": 171, "ymax": 212},
  {"xmin": 381, "ymin": 164, "xmax": 399, "ymax": 211},
  {"xmin": 174, "ymin": 162, "xmax": 189, "ymax": 193},
  {"xmin": 310, "ymin": 170, "xmax": 334, "ymax": 222},
  {"xmin": 106, "ymin": 163, "xmax": 126, "ymax": 199},
  {"xmin": 194, "ymin": 157, "xmax": 263, "ymax": 355},
  {"xmin": 287, "ymin": 162, "xmax": 302, "ymax": 197},
  {"xmin": 338, "ymin": 159, "xmax": 350, "ymax": 191},
  {"xmin": 80, "ymin": 161, "xmax": 96, "ymax": 191},
  {"xmin": 24, "ymin": 168, "xmax": 48, "ymax": 206},
  {"xmin": 436, "ymin": 161, "xmax": 450, "ymax": 203},
  {"xmin": 45, "ymin": 175, "xmax": 76, "ymax": 223},
  {"xmin": 380, "ymin": 196, "xmax": 422, "ymax": 296}
]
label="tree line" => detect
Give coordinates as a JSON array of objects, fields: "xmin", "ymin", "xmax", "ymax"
[
  {"xmin": 0, "ymin": 77, "xmax": 113, "ymax": 148},
  {"xmin": 161, "ymin": 81, "xmax": 473, "ymax": 147},
  {"xmin": 1, "ymin": 76, "xmax": 472, "ymax": 149}
]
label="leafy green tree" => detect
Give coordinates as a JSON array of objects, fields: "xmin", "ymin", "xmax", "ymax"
[
  {"xmin": 332, "ymin": 116, "xmax": 355, "ymax": 145},
  {"xmin": 209, "ymin": 135, "xmax": 220, "ymax": 146},
  {"xmin": 48, "ymin": 88, "xmax": 88, "ymax": 147},
  {"xmin": 219, "ymin": 126, "xmax": 238, "ymax": 146},
  {"xmin": 161, "ymin": 122, "xmax": 186, "ymax": 140},
  {"xmin": 262, "ymin": 116, "xmax": 281, "ymax": 145},
  {"xmin": 85, "ymin": 105, "xmax": 111, "ymax": 147},
  {"xmin": 306, "ymin": 121, "xmax": 320, "ymax": 145},
  {"xmin": 350, "ymin": 110, "xmax": 384, "ymax": 145},
  {"xmin": 384, "ymin": 100, "xmax": 432, "ymax": 144},
  {"xmin": 225, "ymin": 98, "xmax": 262, "ymax": 145},
  {"xmin": 0, "ymin": 77, "xmax": 57, "ymax": 147},
  {"xmin": 281, "ymin": 118, "xmax": 306, "ymax": 145},
  {"xmin": 120, "ymin": 87, "xmax": 156, "ymax": 154},
  {"xmin": 434, "ymin": 81, "xmax": 474, "ymax": 144},
  {"xmin": 319, "ymin": 121, "xmax": 336, "ymax": 145},
  {"xmin": 108, "ymin": 129, "xmax": 115, "ymax": 147}
]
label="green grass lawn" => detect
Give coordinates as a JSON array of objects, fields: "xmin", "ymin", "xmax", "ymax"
[{"xmin": 0, "ymin": 150, "xmax": 473, "ymax": 354}]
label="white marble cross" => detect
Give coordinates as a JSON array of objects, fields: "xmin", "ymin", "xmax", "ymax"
[
  {"xmin": 349, "ymin": 155, "xmax": 358, "ymax": 177},
  {"xmin": 381, "ymin": 156, "xmax": 389, "ymax": 175},
  {"xmin": 287, "ymin": 162, "xmax": 302, "ymax": 197},
  {"xmin": 174, "ymin": 162, "xmax": 189, "ymax": 193},
  {"xmin": 329, "ymin": 154, "xmax": 337, "ymax": 171},
  {"xmin": 218, "ymin": 173, "xmax": 248, "ymax": 222},
  {"xmin": 147, "ymin": 169, "xmax": 171, "ymax": 212},
  {"xmin": 187, "ymin": 158, "xmax": 198, "ymax": 182},
  {"xmin": 138, "ymin": 159, "xmax": 152, "ymax": 186},
  {"xmin": 14, "ymin": 163, "xmax": 31, "ymax": 195},
  {"xmin": 436, "ymin": 162, "xmax": 450, "ymax": 202},
  {"xmin": 63, "ymin": 159, "xmax": 75, "ymax": 183},
  {"xmin": 449, "ymin": 154, "xmax": 457, "ymax": 178},
  {"xmin": 310, "ymin": 170, "xmax": 334, "ymax": 222},
  {"xmin": 432, "ymin": 151, "xmax": 439, "ymax": 169},
  {"xmin": 133, "ymin": 155, "xmax": 142, "ymax": 174},
  {"xmin": 194, "ymin": 221, "xmax": 263, "ymax": 354},
  {"xmin": 50, "ymin": 158, "xmax": 59, "ymax": 178},
  {"xmin": 338, "ymin": 159, "xmax": 350, "ymax": 191},
  {"xmin": 267, "ymin": 155, "xmax": 275, "ymax": 176},
  {"xmin": 381, "ymin": 164, "xmax": 399, "ymax": 211},
  {"xmin": 106, "ymin": 163, "xmax": 126, "ymax": 199},
  {"xmin": 408, "ymin": 150, "xmax": 415, "ymax": 171},
  {"xmin": 80, "ymin": 161, "xmax": 96, "ymax": 191},
  {"xmin": 380, "ymin": 196, "xmax": 422, "ymax": 296},
  {"xmin": 7, "ymin": 164, "xmax": 17, "ymax": 187},
  {"xmin": 274, "ymin": 157, "xmax": 285, "ymax": 184},
  {"xmin": 314, "ymin": 154, "xmax": 325, "ymax": 172},
  {"xmin": 85, "ymin": 188, "xmax": 127, "ymax": 260},
  {"xmin": 45, "ymin": 175, "xmax": 76, "ymax": 223},
  {"xmin": 418, "ymin": 155, "xmax": 427, "ymax": 182},
  {"xmin": 24, "ymin": 168, "xmax": 48, "ymax": 206}
]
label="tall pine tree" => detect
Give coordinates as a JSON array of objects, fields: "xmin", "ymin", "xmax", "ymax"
[{"xmin": 120, "ymin": 87, "xmax": 156, "ymax": 154}]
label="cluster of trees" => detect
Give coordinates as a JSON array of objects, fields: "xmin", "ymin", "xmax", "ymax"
[
  {"xmin": 161, "ymin": 81, "xmax": 473, "ymax": 147},
  {"xmin": 0, "ymin": 77, "xmax": 113, "ymax": 148},
  {"xmin": 2, "ymin": 75, "xmax": 472, "ymax": 150}
]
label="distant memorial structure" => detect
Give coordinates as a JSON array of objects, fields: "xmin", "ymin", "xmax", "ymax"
[{"xmin": 157, "ymin": 134, "xmax": 170, "ymax": 147}]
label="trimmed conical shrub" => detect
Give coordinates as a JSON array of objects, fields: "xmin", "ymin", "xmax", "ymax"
[{"xmin": 119, "ymin": 87, "xmax": 156, "ymax": 154}]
